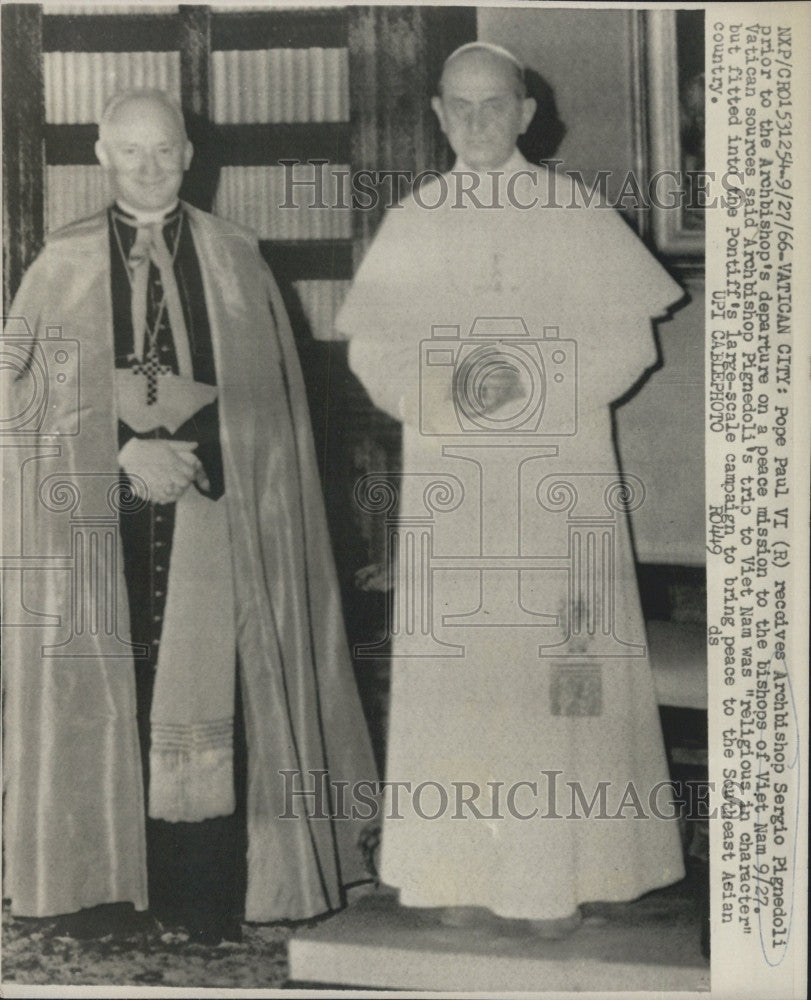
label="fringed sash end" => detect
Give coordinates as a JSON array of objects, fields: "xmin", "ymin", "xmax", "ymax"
[{"xmin": 148, "ymin": 719, "xmax": 235, "ymax": 823}]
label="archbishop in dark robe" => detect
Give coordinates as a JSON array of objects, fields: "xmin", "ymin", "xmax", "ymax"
[{"xmin": 2, "ymin": 89, "xmax": 377, "ymax": 940}]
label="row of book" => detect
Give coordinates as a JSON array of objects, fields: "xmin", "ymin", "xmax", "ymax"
[
  {"xmin": 293, "ymin": 280, "xmax": 351, "ymax": 341},
  {"xmin": 45, "ymin": 165, "xmax": 108, "ymax": 232},
  {"xmin": 41, "ymin": 47, "xmax": 350, "ymax": 124},
  {"xmin": 43, "ymin": 51, "xmax": 181, "ymax": 124},
  {"xmin": 210, "ymin": 48, "xmax": 350, "ymax": 123},
  {"xmin": 214, "ymin": 166, "xmax": 353, "ymax": 240},
  {"xmin": 45, "ymin": 164, "xmax": 353, "ymax": 241},
  {"xmin": 43, "ymin": 4, "xmax": 177, "ymax": 13}
]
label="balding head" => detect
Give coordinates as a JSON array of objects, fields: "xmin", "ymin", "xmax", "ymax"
[
  {"xmin": 98, "ymin": 89, "xmax": 187, "ymax": 146},
  {"xmin": 439, "ymin": 42, "xmax": 526, "ymax": 99},
  {"xmin": 95, "ymin": 89, "xmax": 192, "ymax": 214},
  {"xmin": 432, "ymin": 42, "xmax": 536, "ymax": 171}
]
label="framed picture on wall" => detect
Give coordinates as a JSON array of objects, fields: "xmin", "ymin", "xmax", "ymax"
[{"xmin": 645, "ymin": 8, "xmax": 705, "ymax": 259}]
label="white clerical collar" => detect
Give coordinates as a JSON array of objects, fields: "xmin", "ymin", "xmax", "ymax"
[
  {"xmin": 452, "ymin": 148, "xmax": 530, "ymax": 179},
  {"xmin": 115, "ymin": 199, "xmax": 180, "ymax": 224}
]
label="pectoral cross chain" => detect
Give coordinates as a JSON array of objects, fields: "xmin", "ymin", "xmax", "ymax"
[{"xmin": 130, "ymin": 349, "xmax": 172, "ymax": 406}]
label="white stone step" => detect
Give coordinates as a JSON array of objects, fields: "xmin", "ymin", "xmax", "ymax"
[{"xmin": 288, "ymin": 887, "xmax": 710, "ymax": 992}]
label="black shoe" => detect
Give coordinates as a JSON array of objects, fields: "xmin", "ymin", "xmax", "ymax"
[
  {"xmin": 53, "ymin": 903, "xmax": 155, "ymax": 940},
  {"xmin": 187, "ymin": 914, "xmax": 243, "ymax": 945}
]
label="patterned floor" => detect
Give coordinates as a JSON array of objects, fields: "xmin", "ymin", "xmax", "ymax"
[
  {"xmin": 2, "ymin": 862, "xmax": 708, "ymax": 990},
  {"xmin": 1, "ymin": 906, "xmax": 293, "ymax": 990}
]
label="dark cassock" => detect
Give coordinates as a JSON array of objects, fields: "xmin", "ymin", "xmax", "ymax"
[{"xmin": 2, "ymin": 200, "xmax": 378, "ymax": 929}]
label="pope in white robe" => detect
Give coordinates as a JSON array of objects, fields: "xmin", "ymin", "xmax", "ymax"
[{"xmin": 336, "ymin": 42, "xmax": 686, "ymax": 931}]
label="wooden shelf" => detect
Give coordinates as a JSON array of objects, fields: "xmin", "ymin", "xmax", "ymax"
[
  {"xmin": 209, "ymin": 123, "xmax": 350, "ymax": 165},
  {"xmin": 42, "ymin": 14, "xmax": 180, "ymax": 52},
  {"xmin": 41, "ymin": 9, "xmax": 349, "ymax": 55},
  {"xmin": 211, "ymin": 9, "xmax": 348, "ymax": 51},
  {"xmin": 260, "ymin": 239, "xmax": 353, "ymax": 282},
  {"xmin": 45, "ymin": 122, "xmax": 349, "ymax": 166}
]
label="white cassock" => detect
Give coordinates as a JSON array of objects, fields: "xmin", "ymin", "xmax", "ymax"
[{"xmin": 336, "ymin": 150, "xmax": 687, "ymax": 919}]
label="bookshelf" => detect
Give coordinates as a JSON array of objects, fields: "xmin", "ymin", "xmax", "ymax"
[
  {"xmin": 3, "ymin": 4, "xmax": 475, "ymax": 318},
  {"xmin": 1, "ymin": 3, "xmax": 476, "ymax": 674},
  {"xmin": 27, "ymin": 6, "xmax": 355, "ymax": 311}
]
